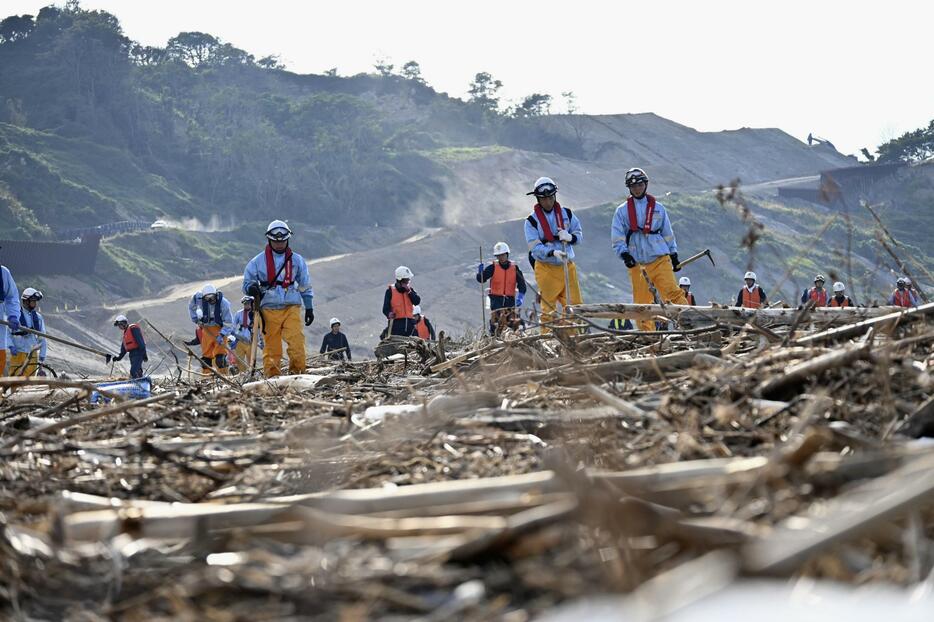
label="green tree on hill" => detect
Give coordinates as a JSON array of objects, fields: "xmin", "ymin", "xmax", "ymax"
[
  {"xmin": 401, "ymin": 60, "xmax": 425, "ymax": 84},
  {"xmin": 877, "ymin": 119, "xmax": 934, "ymax": 163},
  {"xmin": 467, "ymin": 72, "xmax": 503, "ymax": 112},
  {"xmin": 0, "ymin": 14, "xmax": 34, "ymax": 42},
  {"xmin": 513, "ymin": 93, "xmax": 552, "ymax": 118}
]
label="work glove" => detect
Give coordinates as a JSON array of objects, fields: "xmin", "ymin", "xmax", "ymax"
[
  {"xmin": 7, "ymin": 315, "xmax": 19, "ymax": 332},
  {"xmin": 670, "ymin": 253, "xmax": 681, "ymax": 272},
  {"xmin": 476, "ymin": 263, "xmax": 484, "ymax": 276},
  {"xmin": 216, "ymin": 334, "xmax": 225, "ymax": 346},
  {"xmin": 39, "ymin": 356, "xmax": 45, "ymax": 363},
  {"xmin": 304, "ymin": 309, "xmax": 315, "ymax": 326},
  {"xmin": 143, "ymin": 354, "xmax": 149, "ymax": 362},
  {"xmin": 247, "ymin": 282, "xmax": 263, "ymax": 299},
  {"xmin": 516, "ymin": 292, "xmax": 525, "ymax": 307},
  {"xmin": 8, "ymin": 344, "xmax": 17, "ymax": 355},
  {"xmin": 556, "ymin": 229, "xmax": 573, "ymax": 243},
  {"xmin": 195, "ymin": 308, "xmax": 204, "ymax": 321},
  {"xmin": 552, "ymin": 249, "xmax": 568, "ymax": 262},
  {"xmin": 388, "ymin": 312, "xmax": 396, "ymax": 320},
  {"xmin": 620, "ymin": 252, "xmax": 637, "ymax": 269}
]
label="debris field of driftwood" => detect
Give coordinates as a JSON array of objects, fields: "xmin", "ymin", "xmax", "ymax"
[{"xmin": 1, "ymin": 302, "xmax": 933, "ymax": 620}]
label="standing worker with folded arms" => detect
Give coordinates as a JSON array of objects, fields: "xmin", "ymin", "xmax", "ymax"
[
  {"xmin": 477, "ymin": 242, "xmax": 528, "ymax": 335},
  {"xmin": 524, "ymin": 176, "xmax": 583, "ymax": 332},
  {"xmin": 737, "ymin": 272, "xmax": 768, "ymax": 308},
  {"xmin": 383, "ymin": 266, "xmax": 421, "ymax": 337},
  {"xmin": 612, "ymin": 167, "xmax": 687, "ymax": 331},
  {"xmin": 243, "ymin": 220, "xmax": 315, "ymax": 377}
]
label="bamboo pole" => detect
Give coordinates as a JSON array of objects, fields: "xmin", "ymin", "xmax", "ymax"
[{"xmin": 0, "ymin": 318, "xmax": 110, "ymax": 357}]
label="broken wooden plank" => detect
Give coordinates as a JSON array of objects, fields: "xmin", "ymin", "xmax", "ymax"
[
  {"xmin": 743, "ymin": 452, "xmax": 934, "ymax": 575},
  {"xmin": 794, "ymin": 301, "xmax": 934, "ymax": 345}
]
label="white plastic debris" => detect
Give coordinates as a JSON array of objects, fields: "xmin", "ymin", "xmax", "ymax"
[
  {"xmin": 241, "ymin": 374, "xmax": 325, "ymax": 394},
  {"xmin": 363, "ymin": 404, "xmax": 422, "ymax": 421}
]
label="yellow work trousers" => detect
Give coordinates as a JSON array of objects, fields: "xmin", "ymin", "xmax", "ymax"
[
  {"xmin": 262, "ymin": 305, "xmax": 306, "ymax": 377},
  {"xmin": 628, "ymin": 255, "xmax": 688, "ymax": 331},
  {"xmin": 10, "ymin": 351, "xmax": 39, "ymax": 377},
  {"xmin": 534, "ymin": 261, "xmax": 582, "ymax": 333},
  {"xmin": 199, "ymin": 325, "xmax": 227, "ymax": 359},
  {"xmin": 234, "ymin": 340, "xmax": 252, "ymax": 368}
]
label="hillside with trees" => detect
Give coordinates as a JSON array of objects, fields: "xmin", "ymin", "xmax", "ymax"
[
  {"xmin": 0, "ymin": 4, "xmax": 858, "ymax": 239},
  {"xmin": 2, "ymin": 3, "xmax": 890, "ymax": 311}
]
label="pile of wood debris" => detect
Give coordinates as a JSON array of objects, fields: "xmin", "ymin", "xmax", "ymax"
[{"xmin": 1, "ymin": 302, "xmax": 932, "ymax": 620}]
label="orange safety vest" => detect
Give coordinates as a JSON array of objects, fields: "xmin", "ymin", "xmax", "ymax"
[
  {"xmin": 415, "ymin": 317, "xmax": 430, "ymax": 340},
  {"xmin": 388, "ymin": 285, "xmax": 414, "ymax": 319},
  {"xmin": 685, "ymin": 293, "xmax": 696, "ymax": 306},
  {"xmin": 123, "ymin": 323, "xmax": 141, "ymax": 351},
  {"xmin": 829, "ymin": 296, "xmax": 851, "ymax": 308},
  {"xmin": 741, "ymin": 287, "xmax": 762, "ymax": 309},
  {"xmin": 490, "ymin": 262, "xmax": 518, "ymax": 296},
  {"xmin": 807, "ymin": 288, "xmax": 828, "ymax": 306},
  {"xmin": 892, "ymin": 290, "xmax": 913, "ymax": 307}
]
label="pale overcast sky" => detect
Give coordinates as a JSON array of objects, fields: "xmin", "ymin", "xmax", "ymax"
[{"xmin": 5, "ymin": 0, "xmax": 931, "ymax": 156}]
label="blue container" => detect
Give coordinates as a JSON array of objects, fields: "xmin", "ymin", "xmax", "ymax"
[{"xmin": 90, "ymin": 376, "xmax": 152, "ymax": 404}]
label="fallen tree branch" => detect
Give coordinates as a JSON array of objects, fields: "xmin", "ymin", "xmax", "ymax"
[
  {"xmin": 2, "ymin": 391, "xmax": 177, "ymax": 449},
  {"xmin": 754, "ymin": 343, "xmax": 869, "ymax": 397}
]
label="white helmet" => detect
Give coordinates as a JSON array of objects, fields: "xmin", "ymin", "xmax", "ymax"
[
  {"xmin": 744, "ymin": 271, "xmax": 757, "ymax": 281},
  {"xmin": 240, "ymin": 295, "xmax": 254, "ymax": 304},
  {"xmin": 21, "ymin": 287, "xmax": 42, "ymax": 301},
  {"xmin": 412, "ymin": 305, "xmax": 422, "ymax": 316},
  {"xmin": 833, "ymin": 281, "xmax": 845, "ymax": 292},
  {"xmin": 493, "ymin": 242, "xmax": 510, "ymax": 256},
  {"xmin": 395, "ymin": 266, "xmax": 414, "ymax": 280},
  {"xmin": 678, "ymin": 277, "xmax": 691, "ymax": 286},
  {"xmin": 526, "ymin": 176, "xmax": 558, "ymax": 197},
  {"xmin": 814, "ymin": 274, "xmax": 825, "ymax": 283},
  {"xmin": 625, "ymin": 167, "xmax": 649, "ymax": 187},
  {"xmin": 113, "ymin": 314, "xmax": 128, "ymax": 325},
  {"xmin": 329, "ymin": 317, "xmax": 340, "ymax": 326},
  {"xmin": 201, "ymin": 284, "xmax": 217, "ymax": 296},
  {"xmin": 265, "ymin": 219, "xmax": 292, "ymax": 241}
]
